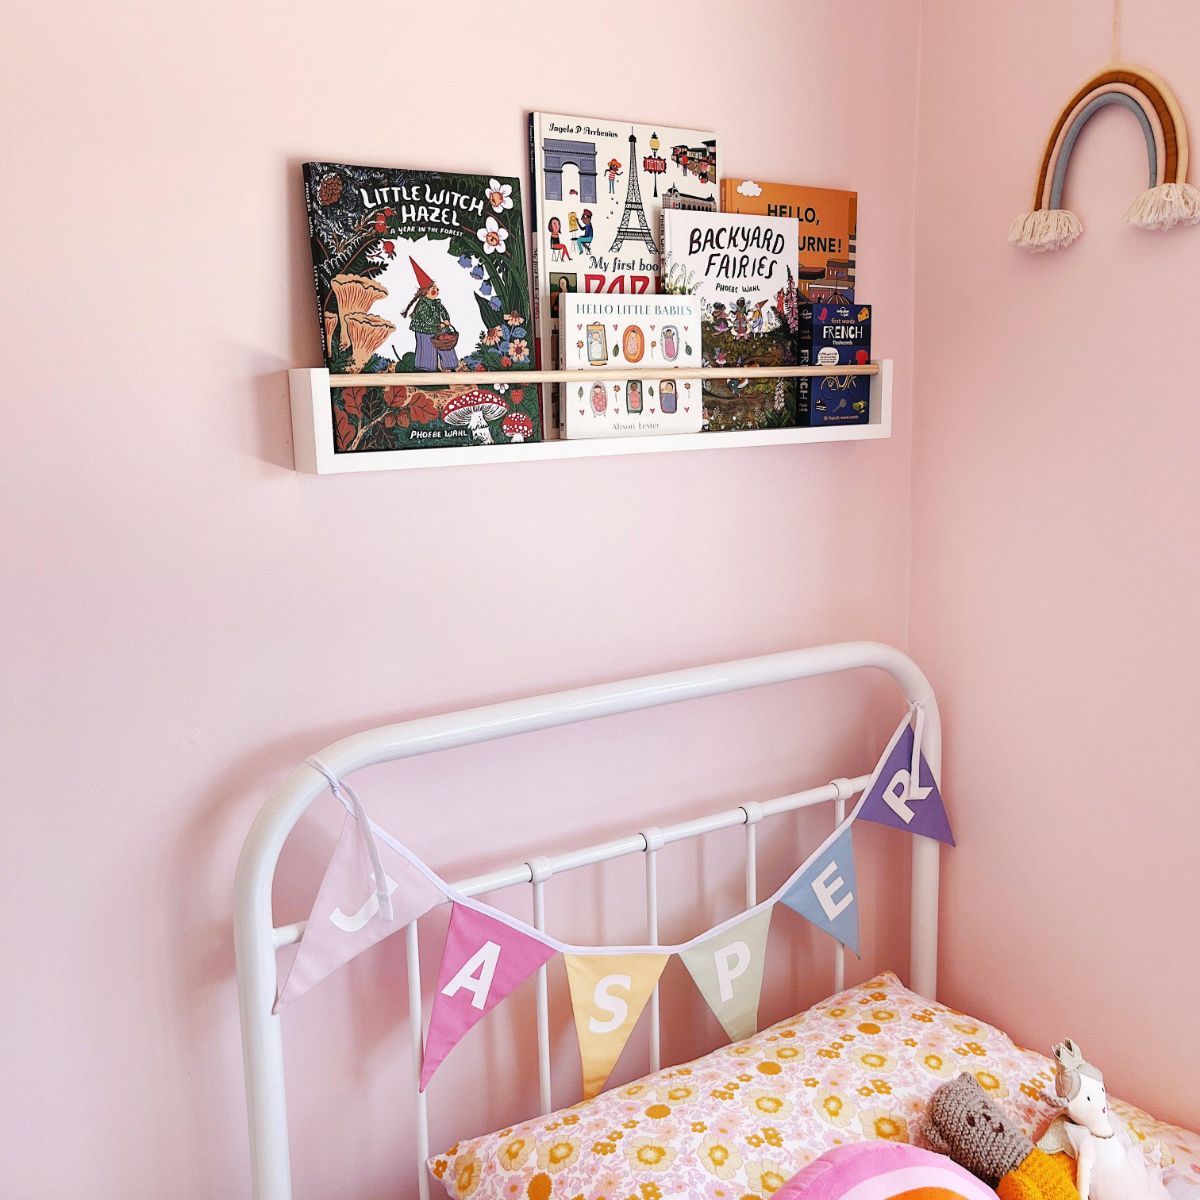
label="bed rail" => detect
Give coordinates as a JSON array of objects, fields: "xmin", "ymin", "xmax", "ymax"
[{"xmin": 234, "ymin": 640, "xmax": 941, "ymax": 1200}]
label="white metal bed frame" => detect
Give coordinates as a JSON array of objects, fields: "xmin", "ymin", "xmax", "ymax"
[{"xmin": 234, "ymin": 641, "xmax": 942, "ymax": 1200}]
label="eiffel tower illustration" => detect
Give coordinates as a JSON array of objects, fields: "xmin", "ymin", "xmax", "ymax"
[{"xmin": 609, "ymin": 130, "xmax": 658, "ymax": 254}]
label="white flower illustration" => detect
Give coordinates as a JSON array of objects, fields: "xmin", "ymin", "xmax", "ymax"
[
  {"xmin": 485, "ymin": 178, "xmax": 514, "ymax": 213},
  {"xmin": 477, "ymin": 216, "xmax": 509, "ymax": 255}
]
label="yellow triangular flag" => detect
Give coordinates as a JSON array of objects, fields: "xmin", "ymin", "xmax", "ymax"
[{"xmin": 564, "ymin": 952, "xmax": 669, "ymax": 1099}]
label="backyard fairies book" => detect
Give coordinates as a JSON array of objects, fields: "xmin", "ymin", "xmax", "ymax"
[
  {"xmin": 527, "ymin": 113, "xmax": 718, "ymax": 431},
  {"xmin": 303, "ymin": 162, "xmax": 540, "ymax": 451},
  {"xmin": 662, "ymin": 211, "xmax": 799, "ymax": 431}
]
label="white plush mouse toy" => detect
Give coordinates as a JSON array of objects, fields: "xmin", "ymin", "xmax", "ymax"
[{"xmin": 1042, "ymin": 1039, "xmax": 1185, "ymax": 1200}]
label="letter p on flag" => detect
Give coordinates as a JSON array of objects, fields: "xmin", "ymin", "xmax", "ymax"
[
  {"xmin": 420, "ymin": 904, "xmax": 556, "ymax": 1090},
  {"xmin": 679, "ymin": 906, "xmax": 774, "ymax": 1044}
]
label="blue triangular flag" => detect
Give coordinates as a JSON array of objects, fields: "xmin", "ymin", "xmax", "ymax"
[
  {"xmin": 780, "ymin": 824, "xmax": 860, "ymax": 955},
  {"xmin": 857, "ymin": 711, "xmax": 955, "ymax": 846}
]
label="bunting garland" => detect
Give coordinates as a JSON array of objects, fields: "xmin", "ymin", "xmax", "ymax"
[{"xmin": 276, "ymin": 704, "xmax": 952, "ymax": 1092}]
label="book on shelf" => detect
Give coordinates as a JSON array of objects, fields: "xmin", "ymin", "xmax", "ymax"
[
  {"xmin": 797, "ymin": 301, "xmax": 872, "ymax": 426},
  {"xmin": 661, "ymin": 210, "xmax": 799, "ymax": 431},
  {"xmin": 527, "ymin": 112, "xmax": 719, "ymax": 432},
  {"xmin": 558, "ymin": 294, "xmax": 703, "ymax": 439},
  {"xmin": 302, "ymin": 162, "xmax": 540, "ymax": 452},
  {"xmin": 720, "ymin": 179, "xmax": 857, "ymax": 303}
]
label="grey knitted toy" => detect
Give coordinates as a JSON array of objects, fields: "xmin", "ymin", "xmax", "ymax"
[{"xmin": 922, "ymin": 1073, "xmax": 1035, "ymax": 1186}]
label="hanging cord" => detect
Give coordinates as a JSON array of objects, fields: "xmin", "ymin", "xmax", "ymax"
[
  {"xmin": 1111, "ymin": 0, "xmax": 1122, "ymax": 62},
  {"xmin": 305, "ymin": 757, "xmax": 395, "ymax": 922},
  {"xmin": 909, "ymin": 700, "xmax": 926, "ymax": 792}
]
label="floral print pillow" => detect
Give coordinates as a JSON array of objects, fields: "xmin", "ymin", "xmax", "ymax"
[{"xmin": 430, "ymin": 971, "xmax": 1200, "ymax": 1200}]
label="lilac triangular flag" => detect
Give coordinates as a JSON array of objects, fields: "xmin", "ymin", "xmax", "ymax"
[
  {"xmin": 275, "ymin": 814, "xmax": 445, "ymax": 1010},
  {"xmin": 420, "ymin": 903, "xmax": 557, "ymax": 1090},
  {"xmin": 856, "ymin": 709, "xmax": 955, "ymax": 845},
  {"xmin": 780, "ymin": 824, "xmax": 860, "ymax": 955}
]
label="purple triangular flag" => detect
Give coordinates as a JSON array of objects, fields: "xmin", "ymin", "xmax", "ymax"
[{"xmin": 857, "ymin": 711, "xmax": 955, "ymax": 845}]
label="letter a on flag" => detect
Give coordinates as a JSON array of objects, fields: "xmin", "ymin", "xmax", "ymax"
[
  {"xmin": 276, "ymin": 814, "xmax": 445, "ymax": 1010},
  {"xmin": 564, "ymin": 953, "xmax": 669, "ymax": 1099},
  {"xmin": 857, "ymin": 708, "xmax": 955, "ymax": 845},
  {"xmin": 780, "ymin": 824, "xmax": 860, "ymax": 955},
  {"xmin": 420, "ymin": 903, "xmax": 556, "ymax": 1090},
  {"xmin": 679, "ymin": 906, "xmax": 774, "ymax": 1043}
]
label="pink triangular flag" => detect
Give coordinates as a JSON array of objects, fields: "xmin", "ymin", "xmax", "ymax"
[
  {"xmin": 420, "ymin": 903, "xmax": 556, "ymax": 1090},
  {"xmin": 275, "ymin": 815, "xmax": 445, "ymax": 1010}
]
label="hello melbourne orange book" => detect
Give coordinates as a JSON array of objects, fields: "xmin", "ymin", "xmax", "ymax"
[{"xmin": 720, "ymin": 180, "xmax": 857, "ymax": 302}]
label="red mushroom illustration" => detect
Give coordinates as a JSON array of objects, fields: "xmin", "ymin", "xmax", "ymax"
[
  {"xmin": 501, "ymin": 411, "xmax": 534, "ymax": 443},
  {"xmin": 442, "ymin": 389, "xmax": 508, "ymax": 445}
]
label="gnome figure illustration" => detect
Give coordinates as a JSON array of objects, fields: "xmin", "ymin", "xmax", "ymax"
[{"xmin": 402, "ymin": 258, "xmax": 459, "ymax": 371}]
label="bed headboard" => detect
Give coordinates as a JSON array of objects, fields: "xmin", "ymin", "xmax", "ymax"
[{"xmin": 234, "ymin": 640, "xmax": 942, "ymax": 1200}]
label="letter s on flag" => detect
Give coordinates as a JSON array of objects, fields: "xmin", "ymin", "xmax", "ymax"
[{"xmin": 589, "ymin": 973, "xmax": 632, "ymax": 1033}]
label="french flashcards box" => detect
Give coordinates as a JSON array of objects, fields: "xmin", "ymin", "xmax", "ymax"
[{"xmin": 798, "ymin": 302, "xmax": 872, "ymax": 426}]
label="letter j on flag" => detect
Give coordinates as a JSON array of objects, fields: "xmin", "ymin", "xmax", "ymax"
[{"xmin": 420, "ymin": 903, "xmax": 556, "ymax": 1090}]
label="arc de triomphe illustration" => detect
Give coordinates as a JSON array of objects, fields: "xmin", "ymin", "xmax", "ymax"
[{"xmin": 542, "ymin": 138, "xmax": 598, "ymax": 203}]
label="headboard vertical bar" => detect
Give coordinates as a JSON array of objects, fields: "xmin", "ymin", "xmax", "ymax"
[
  {"xmin": 909, "ymin": 703, "xmax": 942, "ymax": 998},
  {"xmin": 643, "ymin": 831, "xmax": 662, "ymax": 1071},
  {"xmin": 744, "ymin": 823, "xmax": 758, "ymax": 905},
  {"xmin": 406, "ymin": 921, "xmax": 431, "ymax": 1200},
  {"xmin": 741, "ymin": 802, "xmax": 763, "ymax": 906},
  {"xmin": 833, "ymin": 792, "xmax": 847, "ymax": 994},
  {"xmin": 529, "ymin": 859, "xmax": 553, "ymax": 1115}
]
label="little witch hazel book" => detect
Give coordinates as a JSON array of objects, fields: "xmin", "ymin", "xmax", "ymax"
[
  {"xmin": 662, "ymin": 211, "xmax": 799, "ymax": 430},
  {"xmin": 559, "ymin": 294, "xmax": 703, "ymax": 439},
  {"xmin": 303, "ymin": 162, "xmax": 540, "ymax": 452}
]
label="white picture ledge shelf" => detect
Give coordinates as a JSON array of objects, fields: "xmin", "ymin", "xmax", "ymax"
[{"xmin": 288, "ymin": 360, "xmax": 892, "ymax": 474}]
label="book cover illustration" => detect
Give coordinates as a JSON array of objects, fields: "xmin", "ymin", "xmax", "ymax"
[
  {"xmin": 798, "ymin": 301, "xmax": 872, "ymax": 426},
  {"xmin": 528, "ymin": 113, "xmax": 718, "ymax": 429},
  {"xmin": 303, "ymin": 162, "xmax": 540, "ymax": 452},
  {"xmin": 720, "ymin": 179, "xmax": 857, "ymax": 302},
  {"xmin": 662, "ymin": 210, "xmax": 799, "ymax": 431},
  {"xmin": 559, "ymin": 294, "xmax": 703, "ymax": 439}
]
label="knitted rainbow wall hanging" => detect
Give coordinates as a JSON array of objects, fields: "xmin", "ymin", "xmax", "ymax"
[{"xmin": 1010, "ymin": 65, "xmax": 1200, "ymax": 252}]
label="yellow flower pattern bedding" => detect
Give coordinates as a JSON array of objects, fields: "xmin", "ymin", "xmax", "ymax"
[{"xmin": 431, "ymin": 972, "xmax": 1200, "ymax": 1200}]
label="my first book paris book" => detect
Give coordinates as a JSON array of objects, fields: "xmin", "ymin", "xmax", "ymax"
[
  {"xmin": 303, "ymin": 162, "xmax": 540, "ymax": 452},
  {"xmin": 527, "ymin": 113, "xmax": 718, "ymax": 431}
]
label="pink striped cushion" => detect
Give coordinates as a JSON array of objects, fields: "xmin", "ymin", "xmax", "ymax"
[{"xmin": 776, "ymin": 1141, "xmax": 997, "ymax": 1200}]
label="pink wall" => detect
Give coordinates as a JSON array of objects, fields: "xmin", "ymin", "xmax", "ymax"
[
  {"xmin": 2, "ymin": 2, "xmax": 922, "ymax": 1197},
  {"xmin": 912, "ymin": 0, "xmax": 1200, "ymax": 1132},
  {"xmin": 10, "ymin": 0, "xmax": 1196, "ymax": 1193}
]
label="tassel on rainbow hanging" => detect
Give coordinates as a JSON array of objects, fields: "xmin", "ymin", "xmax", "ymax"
[{"xmin": 1010, "ymin": 3, "xmax": 1200, "ymax": 251}]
